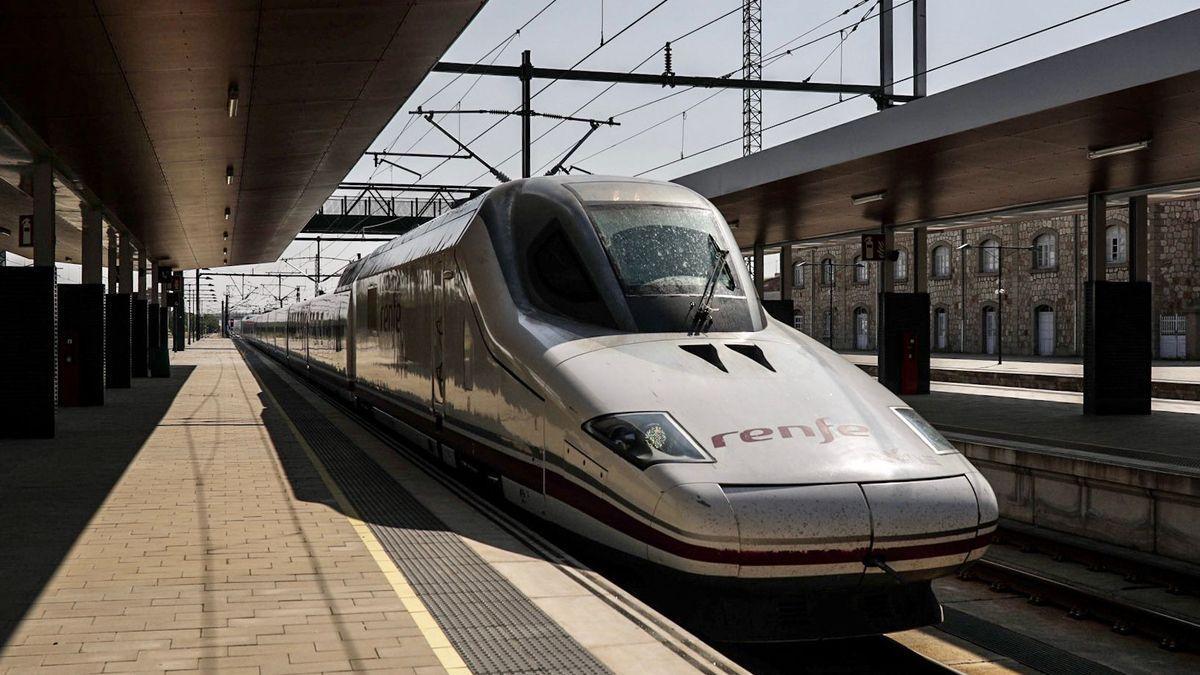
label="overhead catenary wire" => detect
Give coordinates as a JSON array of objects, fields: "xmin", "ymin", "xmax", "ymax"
[
  {"xmin": 562, "ymin": 0, "xmax": 908, "ymax": 168},
  {"xmin": 631, "ymin": 0, "xmax": 1138, "ymax": 177},
  {"xmin": 418, "ymin": 0, "xmax": 674, "ymax": 186}
]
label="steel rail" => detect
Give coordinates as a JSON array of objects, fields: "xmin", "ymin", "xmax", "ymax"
[{"xmin": 964, "ymin": 557, "xmax": 1200, "ymax": 651}]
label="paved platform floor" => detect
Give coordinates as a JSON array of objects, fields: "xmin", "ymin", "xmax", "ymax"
[
  {"xmin": 0, "ymin": 339, "xmax": 730, "ymax": 674},
  {"xmin": 842, "ymin": 352, "xmax": 1200, "ymax": 384}
]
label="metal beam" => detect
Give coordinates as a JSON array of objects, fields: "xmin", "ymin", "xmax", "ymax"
[
  {"xmin": 432, "ymin": 61, "xmax": 901, "ymax": 97},
  {"xmin": 336, "ymin": 182, "xmax": 489, "ymax": 194}
]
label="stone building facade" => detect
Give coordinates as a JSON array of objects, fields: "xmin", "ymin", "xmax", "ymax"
[{"xmin": 772, "ymin": 197, "xmax": 1200, "ymax": 359}]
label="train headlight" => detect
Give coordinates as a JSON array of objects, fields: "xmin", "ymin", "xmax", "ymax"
[
  {"xmin": 891, "ymin": 407, "xmax": 959, "ymax": 455},
  {"xmin": 583, "ymin": 412, "xmax": 712, "ymax": 469}
]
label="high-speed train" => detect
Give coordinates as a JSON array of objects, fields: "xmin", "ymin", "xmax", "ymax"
[{"xmin": 242, "ymin": 176, "xmax": 997, "ymax": 642}]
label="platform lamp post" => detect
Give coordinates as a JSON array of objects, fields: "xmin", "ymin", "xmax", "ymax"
[
  {"xmin": 796, "ymin": 259, "xmax": 866, "ymax": 349},
  {"xmin": 957, "ymin": 242, "xmax": 1035, "ymax": 365}
]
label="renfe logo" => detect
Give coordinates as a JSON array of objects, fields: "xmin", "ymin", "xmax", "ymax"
[{"xmin": 710, "ymin": 418, "xmax": 870, "ymax": 448}]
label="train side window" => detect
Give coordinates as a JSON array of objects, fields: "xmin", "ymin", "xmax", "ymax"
[
  {"xmin": 366, "ymin": 286, "xmax": 379, "ymax": 331},
  {"xmin": 528, "ymin": 221, "xmax": 615, "ymax": 327}
]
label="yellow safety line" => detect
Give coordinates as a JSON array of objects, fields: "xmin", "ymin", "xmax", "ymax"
[{"xmin": 253, "ymin": 362, "xmax": 470, "ymax": 674}]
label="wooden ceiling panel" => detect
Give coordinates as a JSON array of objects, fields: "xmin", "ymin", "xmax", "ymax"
[{"xmin": 0, "ymin": 0, "xmax": 483, "ymax": 267}]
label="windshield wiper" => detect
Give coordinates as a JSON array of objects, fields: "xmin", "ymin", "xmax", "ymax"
[{"xmin": 687, "ymin": 235, "xmax": 729, "ymax": 335}]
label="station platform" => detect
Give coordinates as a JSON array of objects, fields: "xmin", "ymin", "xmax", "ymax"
[
  {"xmin": 0, "ymin": 338, "xmax": 734, "ymax": 675},
  {"xmin": 902, "ymin": 382, "xmax": 1200, "ymax": 471},
  {"xmin": 842, "ymin": 352, "xmax": 1200, "ymax": 401}
]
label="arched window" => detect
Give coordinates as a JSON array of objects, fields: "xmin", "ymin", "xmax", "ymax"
[
  {"xmin": 853, "ymin": 307, "xmax": 870, "ymax": 350},
  {"xmin": 1035, "ymin": 305, "xmax": 1055, "ymax": 356},
  {"xmin": 821, "ymin": 258, "xmax": 835, "ymax": 286},
  {"xmin": 893, "ymin": 249, "xmax": 908, "ymax": 280},
  {"xmin": 979, "ymin": 238, "xmax": 1000, "ymax": 273},
  {"xmin": 822, "ymin": 308, "xmax": 833, "ymax": 341},
  {"xmin": 792, "ymin": 261, "xmax": 806, "ymax": 289},
  {"xmin": 1033, "ymin": 232, "xmax": 1057, "ymax": 269},
  {"xmin": 1106, "ymin": 224, "xmax": 1128, "ymax": 264},
  {"xmin": 853, "ymin": 255, "xmax": 868, "ymax": 283},
  {"xmin": 933, "ymin": 307, "xmax": 949, "ymax": 350},
  {"xmin": 932, "ymin": 245, "xmax": 951, "ymax": 278},
  {"xmin": 793, "ymin": 308, "xmax": 805, "ymax": 332}
]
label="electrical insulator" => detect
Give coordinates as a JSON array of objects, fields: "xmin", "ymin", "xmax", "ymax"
[{"xmin": 662, "ymin": 42, "xmax": 675, "ymax": 87}]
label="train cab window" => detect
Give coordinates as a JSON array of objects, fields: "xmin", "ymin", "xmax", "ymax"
[
  {"xmin": 586, "ymin": 205, "xmax": 740, "ymax": 297},
  {"xmin": 528, "ymin": 222, "xmax": 614, "ymax": 327}
]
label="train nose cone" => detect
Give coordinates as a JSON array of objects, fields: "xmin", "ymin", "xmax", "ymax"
[
  {"xmin": 649, "ymin": 473, "xmax": 995, "ymax": 582},
  {"xmin": 860, "ymin": 475, "xmax": 991, "ymax": 583}
]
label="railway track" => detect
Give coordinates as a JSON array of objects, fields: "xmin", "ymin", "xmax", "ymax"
[{"xmin": 961, "ymin": 525, "xmax": 1200, "ymax": 653}]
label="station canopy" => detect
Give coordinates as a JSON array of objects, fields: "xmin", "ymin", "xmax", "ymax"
[
  {"xmin": 674, "ymin": 9, "xmax": 1200, "ymax": 249},
  {"xmin": 0, "ymin": 1, "xmax": 483, "ymax": 268}
]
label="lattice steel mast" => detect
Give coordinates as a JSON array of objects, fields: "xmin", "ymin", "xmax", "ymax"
[{"xmin": 742, "ymin": 0, "xmax": 762, "ymax": 156}]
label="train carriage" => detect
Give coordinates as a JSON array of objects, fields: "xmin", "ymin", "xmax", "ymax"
[{"xmin": 243, "ymin": 175, "xmax": 997, "ymax": 641}]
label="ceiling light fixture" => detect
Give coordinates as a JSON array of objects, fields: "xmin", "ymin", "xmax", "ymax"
[
  {"xmin": 222, "ymin": 247, "xmax": 227, "ymax": 255},
  {"xmin": 851, "ymin": 190, "xmax": 887, "ymax": 205},
  {"xmin": 224, "ymin": 207, "xmax": 230, "ymax": 220},
  {"xmin": 226, "ymin": 165, "xmax": 234, "ymax": 185},
  {"xmin": 227, "ymin": 83, "xmax": 239, "ymax": 118},
  {"xmin": 0, "ymin": 226, "xmax": 10, "ymax": 237},
  {"xmin": 222, "ymin": 231, "xmax": 228, "ymax": 241},
  {"xmin": 1087, "ymin": 140, "xmax": 1150, "ymax": 160}
]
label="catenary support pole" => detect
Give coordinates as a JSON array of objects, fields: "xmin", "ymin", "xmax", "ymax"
[
  {"xmin": 912, "ymin": 0, "xmax": 927, "ymax": 97},
  {"xmin": 520, "ymin": 50, "xmax": 532, "ymax": 178},
  {"xmin": 878, "ymin": 0, "xmax": 894, "ymax": 108}
]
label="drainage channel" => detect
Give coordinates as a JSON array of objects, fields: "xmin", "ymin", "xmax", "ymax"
[{"xmin": 241, "ymin": 346, "xmax": 610, "ymax": 675}]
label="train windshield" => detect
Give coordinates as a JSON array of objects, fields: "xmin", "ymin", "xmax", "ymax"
[{"xmin": 585, "ymin": 204, "xmax": 742, "ymax": 297}]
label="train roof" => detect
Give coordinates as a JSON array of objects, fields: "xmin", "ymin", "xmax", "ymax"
[{"xmin": 331, "ymin": 175, "xmax": 698, "ymax": 291}]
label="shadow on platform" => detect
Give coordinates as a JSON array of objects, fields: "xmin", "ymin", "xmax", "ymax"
[
  {"xmin": 237, "ymin": 343, "xmax": 577, "ymax": 576},
  {"xmin": 0, "ymin": 365, "xmax": 195, "ymax": 650}
]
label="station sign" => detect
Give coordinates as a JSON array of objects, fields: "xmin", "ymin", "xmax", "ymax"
[
  {"xmin": 18, "ymin": 214, "xmax": 32, "ymax": 247},
  {"xmin": 861, "ymin": 233, "xmax": 886, "ymax": 261}
]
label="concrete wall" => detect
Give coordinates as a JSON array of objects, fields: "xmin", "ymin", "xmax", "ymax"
[{"xmin": 954, "ymin": 434, "xmax": 1200, "ymax": 565}]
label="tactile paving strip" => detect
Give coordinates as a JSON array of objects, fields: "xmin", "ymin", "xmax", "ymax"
[{"xmin": 243, "ymin": 347, "xmax": 611, "ymax": 675}]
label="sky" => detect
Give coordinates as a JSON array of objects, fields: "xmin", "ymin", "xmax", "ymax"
[{"xmin": 12, "ymin": 0, "xmax": 1200, "ymax": 316}]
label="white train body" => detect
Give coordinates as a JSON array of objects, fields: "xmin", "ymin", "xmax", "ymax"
[{"xmin": 243, "ymin": 176, "xmax": 997, "ymax": 641}]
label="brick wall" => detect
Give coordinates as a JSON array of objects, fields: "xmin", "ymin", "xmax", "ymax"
[{"xmin": 783, "ymin": 197, "xmax": 1200, "ymax": 359}]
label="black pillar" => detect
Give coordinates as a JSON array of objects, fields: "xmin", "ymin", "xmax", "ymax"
[
  {"xmin": 132, "ymin": 298, "xmax": 148, "ymax": 378},
  {"xmin": 1082, "ymin": 193, "xmax": 1152, "ymax": 415},
  {"xmin": 877, "ymin": 291, "xmax": 931, "ymax": 395},
  {"xmin": 172, "ymin": 271, "xmax": 185, "ymax": 352},
  {"xmin": 149, "ymin": 303, "xmax": 167, "ymax": 377},
  {"xmin": 151, "ymin": 305, "xmax": 170, "ymax": 377},
  {"xmin": 58, "ymin": 284, "xmax": 105, "ymax": 406},
  {"xmin": 105, "ymin": 293, "xmax": 132, "ymax": 389},
  {"xmin": 0, "ymin": 267, "xmax": 56, "ymax": 438}
]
